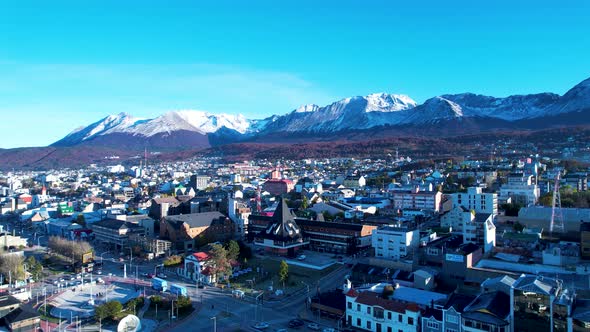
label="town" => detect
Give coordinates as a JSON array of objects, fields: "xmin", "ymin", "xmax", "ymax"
[{"xmin": 0, "ymin": 152, "xmax": 589, "ymax": 332}]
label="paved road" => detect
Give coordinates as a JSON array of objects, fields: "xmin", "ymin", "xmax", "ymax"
[{"xmin": 162, "ymin": 263, "xmax": 352, "ymax": 332}]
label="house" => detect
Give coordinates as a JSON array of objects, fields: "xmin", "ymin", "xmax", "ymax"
[
  {"xmin": 441, "ymin": 293, "xmax": 476, "ymax": 332},
  {"xmin": 343, "ymin": 175, "xmax": 366, "ymax": 189},
  {"xmin": 511, "ymin": 274, "xmax": 574, "ymax": 332},
  {"xmin": 3, "ymin": 305, "xmax": 41, "ymax": 332},
  {"xmin": 159, "ymin": 211, "xmax": 232, "ymax": 252},
  {"xmin": 0, "ymin": 296, "xmax": 21, "ymax": 319},
  {"xmin": 345, "ymin": 288, "xmax": 421, "ymax": 332},
  {"xmin": 181, "ymin": 251, "xmax": 214, "ymax": 284},
  {"xmin": 461, "ymin": 291, "xmax": 510, "ymax": 332}
]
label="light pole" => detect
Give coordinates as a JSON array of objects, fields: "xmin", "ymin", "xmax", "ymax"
[
  {"xmin": 210, "ymin": 316, "xmax": 217, "ymax": 332},
  {"xmin": 37, "ymin": 235, "xmax": 45, "ymax": 247},
  {"xmin": 99, "ymin": 251, "xmax": 110, "ymax": 263}
]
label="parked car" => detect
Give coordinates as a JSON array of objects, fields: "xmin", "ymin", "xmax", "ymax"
[
  {"xmin": 147, "ymin": 273, "xmax": 155, "ymax": 278},
  {"xmin": 322, "ymin": 328, "xmax": 335, "ymax": 332},
  {"xmin": 253, "ymin": 322, "xmax": 269, "ymax": 330},
  {"xmin": 297, "ymin": 255, "xmax": 306, "ymax": 261},
  {"xmin": 288, "ymin": 319, "xmax": 304, "ymax": 328},
  {"xmin": 307, "ymin": 323, "xmax": 320, "ymax": 331},
  {"xmin": 157, "ymin": 273, "xmax": 167, "ymax": 279}
]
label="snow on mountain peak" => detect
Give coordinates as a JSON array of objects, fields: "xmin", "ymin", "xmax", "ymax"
[
  {"xmin": 365, "ymin": 93, "xmax": 417, "ymax": 112},
  {"xmin": 294, "ymin": 104, "xmax": 319, "ymax": 113}
]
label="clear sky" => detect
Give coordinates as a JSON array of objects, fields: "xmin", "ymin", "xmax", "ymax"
[{"xmin": 1, "ymin": 0, "xmax": 589, "ymax": 148}]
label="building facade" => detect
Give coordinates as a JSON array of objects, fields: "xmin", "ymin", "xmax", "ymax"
[{"xmin": 372, "ymin": 225, "xmax": 420, "ymax": 260}]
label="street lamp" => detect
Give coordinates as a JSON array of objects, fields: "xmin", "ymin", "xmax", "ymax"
[
  {"xmin": 37, "ymin": 235, "xmax": 45, "ymax": 247},
  {"xmin": 210, "ymin": 316, "xmax": 217, "ymax": 332}
]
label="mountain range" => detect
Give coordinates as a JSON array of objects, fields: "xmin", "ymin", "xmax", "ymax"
[{"xmin": 2, "ymin": 76, "xmax": 590, "ymax": 169}]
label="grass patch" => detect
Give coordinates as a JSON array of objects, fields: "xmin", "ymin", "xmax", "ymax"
[{"xmin": 229, "ymin": 257, "xmax": 340, "ymax": 294}]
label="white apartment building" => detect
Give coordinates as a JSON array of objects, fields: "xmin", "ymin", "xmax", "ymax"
[
  {"xmin": 463, "ymin": 213, "xmax": 496, "ymax": 253},
  {"xmin": 451, "ymin": 187, "xmax": 498, "ymax": 216},
  {"xmin": 498, "ymin": 174, "xmax": 540, "ymax": 207},
  {"xmin": 345, "ymin": 289, "xmax": 420, "ymax": 332},
  {"xmin": 372, "ymin": 225, "xmax": 420, "ymax": 260},
  {"xmin": 389, "ymin": 187, "xmax": 442, "ymax": 213}
]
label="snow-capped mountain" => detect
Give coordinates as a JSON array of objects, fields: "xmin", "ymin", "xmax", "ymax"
[
  {"xmin": 52, "ymin": 76, "xmax": 590, "ymax": 149},
  {"xmin": 260, "ymin": 93, "xmax": 417, "ymax": 133},
  {"xmin": 53, "ymin": 110, "xmax": 256, "ymax": 147}
]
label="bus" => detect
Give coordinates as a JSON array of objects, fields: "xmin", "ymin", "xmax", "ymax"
[
  {"xmin": 151, "ymin": 277, "xmax": 168, "ymax": 292},
  {"xmin": 169, "ymin": 284, "xmax": 187, "ymax": 296}
]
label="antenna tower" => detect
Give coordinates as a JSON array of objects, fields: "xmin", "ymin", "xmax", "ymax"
[{"xmin": 550, "ymin": 172, "xmax": 565, "ymax": 234}]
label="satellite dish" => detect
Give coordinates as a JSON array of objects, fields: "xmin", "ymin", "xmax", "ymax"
[{"xmin": 117, "ymin": 314, "xmax": 141, "ymax": 332}]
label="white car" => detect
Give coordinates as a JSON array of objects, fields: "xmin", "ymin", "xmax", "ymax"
[
  {"xmin": 253, "ymin": 322, "xmax": 269, "ymax": 330},
  {"xmin": 307, "ymin": 323, "xmax": 320, "ymax": 331},
  {"xmin": 297, "ymin": 255, "xmax": 306, "ymax": 260}
]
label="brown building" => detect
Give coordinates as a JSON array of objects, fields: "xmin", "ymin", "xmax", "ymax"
[
  {"xmin": 160, "ymin": 212, "xmax": 235, "ymax": 252},
  {"xmin": 248, "ymin": 201, "xmax": 376, "ymax": 255},
  {"xmin": 263, "ymin": 179, "xmax": 295, "ymax": 196}
]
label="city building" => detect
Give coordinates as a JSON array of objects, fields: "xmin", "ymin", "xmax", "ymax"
[
  {"xmin": 389, "ymin": 187, "xmax": 442, "ymax": 213},
  {"xmin": 450, "ymin": 187, "xmax": 498, "ymax": 217},
  {"xmin": 91, "ymin": 218, "xmax": 144, "ymax": 249},
  {"xmin": 498, "ymin": 173, "xmax": 540, "ymax": 207},
  {"xmin": 462, "ymin": 213, "xmax": 496, "ymax": 253},
  {"xmin": 159, "ymin": 211, "xmax": 233, "ymax": 252},
  {"xmin": 253, "ymin": 199, "xmax": 307, "ymax": 256},
  {"xmin": 189, "ymin": 175, "xmax": 211, "ymax": 191},
  {"xmin": 297, "ymin": 219, "xmax": 376, "ymax": 254},
  {"xmin": 511, "ymin": 274, "xmax": 574, "ymax": 332},
  {"xmin": 372, "ymin": 225, "xmax": 420, "ymax": 260},
  {"xmin": 345, "ymin": 288, "xmax": 421, "ymax": 332}
]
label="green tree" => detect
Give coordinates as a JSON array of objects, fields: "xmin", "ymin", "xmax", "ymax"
[
  {"xmin": 176, "ymin": 295, "xmax": 192, "ymax": 312},
  {"xmin": 25, "ymin": 256, "xmax": 43, "ymax": 281},
  {"xmin": 76, "ymin": 214, "xmax": 86, "ymax": 227},
  {"xmin": 278, "ymin": 260, "xmax": 289, "ymax": 289},
  {"xmin": 513, "ymin": 222, "xmax": 525, "ymax": 233},
  {"xmin": 382, "ymin": 285, "xmax": 394, "ymax": 299},
  {"xmin": 209, "ymin": 243, "xmax": 232, "ymax": 282},
  {"xmin": 301, "ymin": 196, "xmax": 309, "ymax": 209},
  {"xmin": 226, "ymin": 240, "xmax": 240, "ymax": 262}
]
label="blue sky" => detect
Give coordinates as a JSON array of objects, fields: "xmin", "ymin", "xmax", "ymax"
[{"xmin": 1, "ymin": 0, "xmax": 590, "ymax": 148}]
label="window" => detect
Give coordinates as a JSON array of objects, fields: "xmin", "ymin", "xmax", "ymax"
[
  {"xmin": 357, "ymin": 304, "xmax": 360, "ymax": 311},
  {"xmin": 367, "ymin": 307, "xmax": 371, "ymax": 314},
  {"xmin": 446, "ymin": 314, "xmax": 459, "ymax": 324},
  {"xmin": 357, "ymin": 318, "xmax": 361, "ymax": 326},
  {"xmin": 446, "ymin": 329, "xmax": 458, "ymax": 332},
  {"xmin": 398, "ymin": 314, "xmax": 402, "ymax": 322},
  {"xmin": 387, "ymin": 312, "xmax": 392, "ymax": 319},
  {"xmin": 347, "ymin": 302, "xmax": 352, "ymax": 309},
  {"xmin": 387, "ymin": 327, "xmax": 392, "ymax": 332},
  {"xmin": 427, "ymin": 321, "xmax": 439, "ymax": 329},
  {"xmin": 367, "ymin": 321, "xmax": 371, "ymax": 329},
  {"xmin": 408, "ymin": 317, "xmax": 414, "ymax": 325},
  {"xmin": 374, "ymin": 307, "xmax": 384, "ymax": 319}
]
